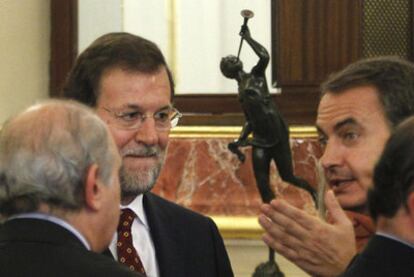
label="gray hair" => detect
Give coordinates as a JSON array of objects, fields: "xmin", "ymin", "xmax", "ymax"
[{"xmin": 0, "ymin": 100, "xmax": 117, "ymax": 216}]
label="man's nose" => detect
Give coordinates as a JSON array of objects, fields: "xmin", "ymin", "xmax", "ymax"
[
  {"xmin": 133, "ymin": 117, "xmax": 159, "ymax": 146},
  {"xmin": 320, "ymin": 139, "xmax": 344, "ymax": 170}
]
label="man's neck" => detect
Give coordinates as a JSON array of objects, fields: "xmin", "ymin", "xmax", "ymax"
[
  {"xmin": 376, "ymin": 210, "xmax": 414, "ymax": 245},
  {"xmin": 121, "ymin": 194, "xmax": 140, "ymax": 206}
]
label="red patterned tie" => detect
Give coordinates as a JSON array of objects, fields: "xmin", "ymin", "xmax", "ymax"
[{"xmin": 117, "ymin": 208, "xmax": 146, "ymax": 275}]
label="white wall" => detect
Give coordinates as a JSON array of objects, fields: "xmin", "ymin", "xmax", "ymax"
[
  {"xmin": 0, "ymin": 0, "xmax": 50, "ymax": 124},
  {"xmin": 78, "ymin": 0, "xmax": 276, "ymax": 94},
  {"xmin": 226, "ymin": 239, "xmax": 309, "ymax": 277}
]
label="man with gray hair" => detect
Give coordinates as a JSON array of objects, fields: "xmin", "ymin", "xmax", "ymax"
[{"xmin": 0, "ymin": 100, "xmax": 141, "ymax": 276}]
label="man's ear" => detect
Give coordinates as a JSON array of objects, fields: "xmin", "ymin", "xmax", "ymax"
[{"xmin": 84, "ymin": 164, "xmax": 103, "ymax": 211}]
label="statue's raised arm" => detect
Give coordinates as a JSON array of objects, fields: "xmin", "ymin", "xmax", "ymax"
[{"xmin": 240, "ymin": 25, "xmax": 269, "ymax": 77}]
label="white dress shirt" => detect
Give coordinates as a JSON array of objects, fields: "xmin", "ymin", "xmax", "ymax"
[{"xmin": 109, "ymin": 195, "xmax": 159, "ymax": 277}]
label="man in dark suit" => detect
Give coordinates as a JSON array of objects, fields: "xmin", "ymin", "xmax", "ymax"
[
  {"xmin": 258, "ymin": 57, "xmax": 414, "ymax": 276},
  {"xmin": 341, "ymin": 116, "xmax": 414, "ymax": 277},
  {"xmin": 0, "ymin": 100, "xmax": 141, "ymax": 276},
  {"xmin": 63, "ymin": 32, "xmax": 233, "ymax": 276}
]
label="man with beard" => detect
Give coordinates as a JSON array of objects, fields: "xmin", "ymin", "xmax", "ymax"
[
  {"xmin": 63, "ymin": 32, "xmax": 233, "ymax": 277},
  {"xmin": 258, "ymin": 56, "xmax": 414, "ymax": 276}
]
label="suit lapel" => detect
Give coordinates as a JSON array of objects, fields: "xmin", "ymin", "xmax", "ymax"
[
  {"xmin": 143, "ymin": 193, "xmax": 186, "ymax": 277},
  {"xmin": 102, "ymin": 248, "xmax": 115, "ymax": 259}
]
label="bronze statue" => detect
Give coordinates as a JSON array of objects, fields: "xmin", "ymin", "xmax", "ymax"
[
  {"xmin": 220, "ymin": 10, "xmax": 316, "ymax": 277},
  {"xmin": 220, "ymin": 16, "xmax": 316, "ymax": 204}
]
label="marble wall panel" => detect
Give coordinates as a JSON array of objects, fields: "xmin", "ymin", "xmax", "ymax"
[{"xmin": 153, "ymin": 137, "xmax": 322, "ymax": 217}]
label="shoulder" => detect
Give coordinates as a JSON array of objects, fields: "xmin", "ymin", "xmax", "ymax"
[
  {"xmin": 341, "ymin": 235, "xmax": 414, "ymax": 277},
  {"xmin": 144, "ymin": 193, "xmax": 212, "ymax": 222},
  {"xmin": 0, "ymin": 237, "xmax": 140, "ymax": 276},
  {"xmin": 76, "ymin": 251, "xmax": 141, "ymax": 276},
  {"xmin": 144, "ymin": 193, "xmax": 218, "ymax": 232},
  {"xmin": 54, "ymin": 240, "xmax": 142, "ymax": 276}
]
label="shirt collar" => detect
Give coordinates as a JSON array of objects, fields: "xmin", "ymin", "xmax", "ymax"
[
  {"xmin": 7, "ymin": 212, "xmax": 91, "ymax": 250},
  {"xmin": 120, "ymin": 194, "xmax": 149, "ymax": 229},
  {"xmin": 376, "ymin": 231, "xmax": 414, "ymax": 249}
]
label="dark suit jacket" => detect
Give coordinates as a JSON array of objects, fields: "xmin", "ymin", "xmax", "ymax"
[
  {"xmin": 341, "ymin": 235, "xmax": 414, "ymax": 277},
  {"xmin": 106, "ymin": 192, "xmax": 233, "ymax": 277},
  {"xmin": 0, "ymin": 218, "xmax": 141, "ymax": 277}
]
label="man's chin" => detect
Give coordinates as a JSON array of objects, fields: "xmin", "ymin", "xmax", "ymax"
[
  {"xmin": 337, "ymin": 196, "xmax": 368, "ymax": 213},
  {"xmin": 120, "ymin": 183, "xmax": 154, "ymax": 204},
  {"xmin": 121, "ymin": 178, "xmax": 155, "ymax": 195},
  {"xmin": 121, "ymin": 189, "xmax": 148, "ymax": 199}
]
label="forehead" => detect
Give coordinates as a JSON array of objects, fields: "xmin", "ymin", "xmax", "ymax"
[
  {"xmin": 316, "ymin": 86, "xmax": 389, "ymax": 133},
  {"xmin": 96, "ymin": 66, "xmax": 171, "ymax": 109}
]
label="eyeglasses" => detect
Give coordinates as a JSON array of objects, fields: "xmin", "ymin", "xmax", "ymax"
[{"xmin": 102, "ymin": 106, "xmax": 183, "ymax": 131}]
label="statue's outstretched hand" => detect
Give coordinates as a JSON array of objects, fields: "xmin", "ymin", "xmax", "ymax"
[
  {"xmin": 228, "ymin": 140, "xmax": 246, "ymax": 163},
  {"xmin": 240, "ymin": 25, "xmax": 251, "ymax": 39}
]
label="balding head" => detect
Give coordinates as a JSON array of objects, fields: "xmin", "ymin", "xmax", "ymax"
[{"xmin": 0, "ymin": 100, "xmax": 120, "ymax": 217}]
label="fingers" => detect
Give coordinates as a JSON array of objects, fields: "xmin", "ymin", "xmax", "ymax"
[
  {"xmin": 262, "ymin": 232, "xmax": 299, "ymax": 260},
  {"xmin": 265, "ymin": 199, "xmax": 318, "ymax": 231},
  {"xmin": 259, "ymin": 203, "xmax": 306, "ymax": 241},
  {"xmin": 261, "ymin": 228, "xmax": 321, "ymax": 266},
  {"xmin": 259, "ymin": 196, "xmax": 355, "ymax": 277},
  {"xmin": 258, "ymin": 213, "xmax": 305, "ymax": 245},
  {"xmin": 325, "ymin": 190, "xmax": 351, "ymax": 226},
  {"xmin": 259, "ymin": 202, "xmax": 324, "ymax": 258}
]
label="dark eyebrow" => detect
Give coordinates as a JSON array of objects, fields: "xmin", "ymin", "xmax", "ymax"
[
  {"xmin": 316, "ymin": 117, "xmax": 358, "ymax": 137},
  {"xmin": 114, "ymin": 104, "xmax": 142, "ymax": 111},
  {"xmin": 333, "ymin": 118, "xmax": 358, "ymax": 132},
  {"xmin": 120, "ymin": 104, "xmax": 172, "ymax": 111},
  {"xmin": 157, "ymin": 105, "xmax": 173, "ymax": 111}
]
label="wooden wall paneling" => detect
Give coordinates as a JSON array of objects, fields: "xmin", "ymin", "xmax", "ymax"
[
  {"xmin": 50, "ymin": 0, "xmax": 78, "ymax": 97},
  {"xmin": 50, "ymin": 0, "xmax": 365, "ymax": 125},
  {"xmin": 274, "ymin": 0, "xmax": 362, "ymax": 88}
]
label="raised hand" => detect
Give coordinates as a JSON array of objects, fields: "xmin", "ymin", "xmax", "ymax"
[
  {"xmin": 258, "ymin": 190, "xmax": 357, "ymax": 277},
  {"xmin": 239, "ymin": 25, "xmax": 251, "ymax": 39}
]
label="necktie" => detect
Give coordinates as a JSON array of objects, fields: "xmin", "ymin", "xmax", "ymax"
[{"xmin": 117, "ymin": 208, "xmax": 146, "ymax": 275}]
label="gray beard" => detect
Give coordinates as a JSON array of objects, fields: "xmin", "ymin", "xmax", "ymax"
[
  {"xmin": 120, "ymin": 162, "xmax": 162, "ymax": 198},
  {"xmin": 119, "ymin": 144, "xmax": 167, "ymax": 199}
]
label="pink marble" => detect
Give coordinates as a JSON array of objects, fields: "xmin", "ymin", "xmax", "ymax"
[{"xmin": 153, "ymin": 137, "xmax": 322, "ymax": 216}]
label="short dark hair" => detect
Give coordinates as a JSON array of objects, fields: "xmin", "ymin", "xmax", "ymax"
[
  {"xmin": 369, "ymin": 116, "xmax": 414, "ymax": 221},
  {"xmin": 321, "ymin": 56, "xmax": 414, "ymax": 128},
  {"xmin": 63, "ymin": 32, "xmax": 174, "ymax": 106}
]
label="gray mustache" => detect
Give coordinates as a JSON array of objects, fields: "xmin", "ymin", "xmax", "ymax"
[{"xmin": 121, "ymin": 146, "xmax": 159, "ymax": 157}]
